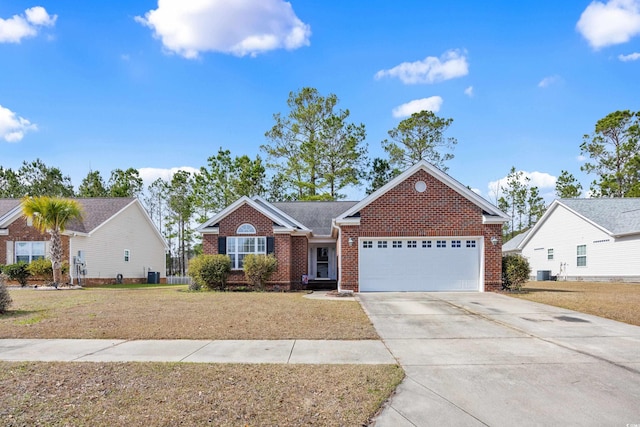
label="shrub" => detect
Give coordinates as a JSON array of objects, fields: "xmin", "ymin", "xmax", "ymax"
[
  {"xmin": 27, "ymin": 259, "xmax": 69, "ymax": 283},
  {"xmin": 243, "ymin": 254, "xmax": 278, "ymax": 291},
  {"xmin": 188, "ymin": 254, "xmax": 231, "ymax": 291},
  {"xmin": 0, "ymin": 273, "xmax": 12, "ymax": 313},
  {"xmin": 502, "ymin": 254, "xmax": 531, "ymax": 292},
  {"xmin": 188, "ymin": 279, "xmax": 201, "ymax": 292},
  {"xmin": 4, "ymin": 263, "xmax": 30, "ymax": 287}
]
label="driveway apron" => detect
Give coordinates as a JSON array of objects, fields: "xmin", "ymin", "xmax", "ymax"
[{"xmin": 359, "ymin": 292, "xmax": 640, "ymax": 427}]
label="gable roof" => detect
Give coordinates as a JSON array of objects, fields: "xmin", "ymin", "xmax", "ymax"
[
  {"xmin": 335, "ymin": 160, "xmax": 509, "ymax": 223},
  {"xmin": 559, "ymin": 198, "xmax": 640, "ymax": 236},
  {"xmin": 273, "ymin": 201, "xmax": 359, "ymax": 236},
  {"xmin": 502, "ymin": 229, "xmax": 530, "ymax": 253},
  {"xmin": 197, "ymin": 196, "xmax": 312, "ymax": 234},
  {"xmin": 0, "ymin": 197, "xmax": 151, "ymax": 234},
  {"xmin": 517, "ymin": 198, "xmax": 640, "ymax": 250},
  {"xmin": 0, "ymin": 199, "xmax": 21, "ymax": 226},
  {"xmin": 66, "ymin": 198, "xmax": 138, "ymax": 234}
]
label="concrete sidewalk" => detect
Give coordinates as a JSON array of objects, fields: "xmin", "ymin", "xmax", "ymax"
[{"xmin": 0, "ymin": 338, "xmax": 396, "ymax": 364}]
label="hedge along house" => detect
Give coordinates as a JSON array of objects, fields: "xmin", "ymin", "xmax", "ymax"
[
  {"xmin": 0, "ymin": 198, "xmax": 167, "ymax": 285},
  {"xmin": 198, "ymin": 160, "xmax": 509, "ymax": 292}
]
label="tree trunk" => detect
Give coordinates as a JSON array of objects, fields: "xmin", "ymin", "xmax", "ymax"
[{"xmin": 49, "ymin": 229, "xmax": 63, "ymax": 285}]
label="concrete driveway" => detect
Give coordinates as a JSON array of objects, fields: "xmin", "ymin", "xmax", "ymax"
[{"xmin": 358, "ymin": 292, "xmax": 640, "ymax": 426}]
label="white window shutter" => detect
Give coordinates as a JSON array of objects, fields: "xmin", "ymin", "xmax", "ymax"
[{"xmin": 6, "ymin": 241, "xmax": 13, "ymax": 264}]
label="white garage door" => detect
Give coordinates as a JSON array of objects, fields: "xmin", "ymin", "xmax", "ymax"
[{"xmin": 359, "ymin": 238, "xmax": 482, "ymax": 292}]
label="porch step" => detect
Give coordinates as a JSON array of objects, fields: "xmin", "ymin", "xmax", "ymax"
[{"xmin": 306, "ymin": 280, "xmax": 337, "ymax": 291}]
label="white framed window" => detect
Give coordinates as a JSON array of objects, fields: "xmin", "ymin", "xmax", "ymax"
[
  {"xmin": 548, "ymin": 249, "xmax": 554, "ymax": 260},
  {"xmin": 237, "ymin": 223, "xmax": 256, "ymax": 234},
  {"xmin": 227, "ymin": 236, "xmax": 266, "ymax": 269},
  {"xmin": 392, "ymin": 240, "xmax": 403, "ymax": 248},
  {"xmin": 124, "ymin": 249, "xmax": 130, "ymax": 262},
  {"xmin": 377, "ymin": 241, "xmax": 388, "ymax": 249},
  {"xmin": 466, "ymin": 240, "xmax": 476, "ymax": 248},
  {"xmin": 451, "ymin": 240, "xmax": 461, "ymax": 248},
  {"xmin": 437, "ymin": 240, "xmax": 446, "ymax": 248},
  {"xmin": 577, "ymin": 245, "xmax": 586, "ymax": 267},
  {"xmin": 15, "ymin": 241, "xmax": 46, "ymax": 263},
  {"xmin": 407, "ymin": 240, "xmax": 417, "ymax": 248},
  {"xmin": 362, "ymin": 241, "xmax": 373, "ymax": 248},
  {"xmin": 422, "ymin": 240, "xmax": 432, "ymax": 248}
]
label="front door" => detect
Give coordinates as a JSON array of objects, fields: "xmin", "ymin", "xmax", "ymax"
[
  {"xmin": 310, "ymin": 245, "xmax": 336, "ymax": 280},
  {"xmin": 316, "ymin": 247, "xmax": 329, "ymax": 279}
]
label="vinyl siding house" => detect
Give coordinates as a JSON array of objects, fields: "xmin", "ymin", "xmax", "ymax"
[
  {"xmin": 198, "ymin": 160, "xmax": 509, "ymax": 292},
  {"xmin": 504, "ymin": 198, "xmax": 640, "ymax": 282},
  {"xmin": 0, "ymin": 198, "xmax": 167, "ymax": 285}
]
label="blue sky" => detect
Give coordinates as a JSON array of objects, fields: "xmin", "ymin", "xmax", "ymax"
[{"xmin": 1, "ymin": 0, "xmax": 639, "ymax": 203}]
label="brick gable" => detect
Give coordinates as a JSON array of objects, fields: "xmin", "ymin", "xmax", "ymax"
[{"xmin": 358, "ymin": 169, "xmax": 483, "ymax": 236}]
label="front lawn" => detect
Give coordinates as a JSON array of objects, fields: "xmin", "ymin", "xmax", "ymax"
[
  {"xmin": 0, "ymin": 285, "xmax": 378, "ymax": 340},
  {"xmin": 508, "ymin": 281, "xmax": 640, "ymax": 326},
  {"xmin": 0, "ymin": 286, "xmax": 401, "ymax": 425},
  {"xmin": 0, "ymin": 362, "xmax": 404, "ymax": 426}
]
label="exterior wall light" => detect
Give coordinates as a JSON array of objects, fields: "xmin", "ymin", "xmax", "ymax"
[
  {"xmin": 490, "ymin": 236, "xmax": 499, "ymax": 246},
  {"xmin": 348, "ymin": 237, "xmax": 354, "ymax": 246}
]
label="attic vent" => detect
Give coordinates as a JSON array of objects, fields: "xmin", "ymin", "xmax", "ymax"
[
  {"xmin": 414, "ymin": 181, "xmax": 427, "ymax": 193},
  {"xmin": 593, "ymin": 239, "xmax": 610, "ymax": 244}
]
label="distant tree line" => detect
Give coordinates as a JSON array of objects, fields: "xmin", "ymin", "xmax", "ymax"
[{"xmin": 2, "ymin": 87, "xmax": 636, "ymax": 269}]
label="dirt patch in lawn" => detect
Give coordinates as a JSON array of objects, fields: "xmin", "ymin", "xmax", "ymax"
[
  {"xmin": 509, "ymin": 281, "xmax": 640, "ymax": 326},
  {"xmin": 0, "ymin": 286, "xmax": 378, "ymax": 340},
  {"xmin": 0, "ymin": 362, "xmax": 404, "ymax": 426}
]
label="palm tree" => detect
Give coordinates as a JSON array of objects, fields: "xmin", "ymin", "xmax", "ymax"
[{"xmin": 21, "ymin": 196, "xmax": 83, "ymax": 286}]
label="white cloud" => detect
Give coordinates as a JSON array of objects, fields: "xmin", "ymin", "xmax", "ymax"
[
  {"xmin": 464, "ymin": 86, "xmax": 474, "ymax": 97},
  {"xmin": 577, "ymin": 154, "xmax": 587, "ymax": 161},
  {"xmin": 0, "ymin": 104, "xmax": 37, "ymax": 142},
  {"xmin": 375, "ymin": 49, "xmax": 469, "ymax": 84},
  {"xmin": 135, "ymin": 0, "xmax": 311, "ymax": 59},
  {"xmin": 619, "ymin": 51, "xmax": 640, "ymax": 60},
  {"xmin": 576, "ymin": 0, "xmax": 640, "ymax": 49},
  {"xmin": 0, "ymin": 6, "xmax": 57, "ymax": 43},
  {"xmin": 538, "ymin": 75, "xmax": 562, "ymax": 88},
  {"xmin": 138, "ymin": 166, "xmax": 199, "ymax": 186},
  {"xmin": 392, "ymin": 96, "xmax": 443, "ymax": 118},
  {"xmin": 488, "ymin": 170, "xmax": 557, "ymax": 202}
]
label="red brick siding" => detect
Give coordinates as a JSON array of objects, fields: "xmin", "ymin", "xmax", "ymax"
[
  {"xmin": 202, "ymin": 203, "xmax": 302, "ymax": 289},
  {"xmin": 358, "ymin": 170, "xmax": 484, "ymax": 236},
  {"xmin": 202, "ymin": 234, "xmax": 218, "ymax": 255},
  {"xmin": 0, "ymin": 216, "xmax": 70, "ymax": 266},
  {"xmin": 339, "ymin": 226, "xmax": 360, "ymax": 292},
  {"xmin": 290, "ymin": 236, "xmax": 308, "ymax": 287},
  {"xmin": 339, "ymin": 169, "xmax": 503, "ymax": 292},
  {"xmin": 483, "ymin": 224, "xmax": 503, "ymax": 291}
]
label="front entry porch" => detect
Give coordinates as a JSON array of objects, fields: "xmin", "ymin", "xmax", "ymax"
[{"xmin": 306, "ymin": 243, "xmax": 337, "ymax": 289}]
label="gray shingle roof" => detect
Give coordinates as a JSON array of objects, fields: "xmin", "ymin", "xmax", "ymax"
[
  {"xmin": 502, "ymin": 229, "xmax": 530, "ymax": 252},
  {"xmin": 0, "ymin": 198, "xmax": 135, "ymax": 234},
  {"xmin": 560, "ymin": 198, "xmax": 640, "ymax": 236},
  {"xmin": 273, "ymin": 201, "xmax": 359, "ymax": 236},
  {"xmin": 0, "ymin": 199, "xmax": 21, "ymax": 220}
]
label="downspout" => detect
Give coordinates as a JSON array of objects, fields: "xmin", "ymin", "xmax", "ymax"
[
  {"xmin": 69, "ymin": 234, "xmax": 75, "ymax": 286},
  {"xmin": 332, "ymin": 219, "xmax": 343, "ymax": 292}
]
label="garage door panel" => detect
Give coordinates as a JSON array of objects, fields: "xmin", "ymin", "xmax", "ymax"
[{"xmin": 359, "ymin": 238, "xmax": 481, "ymax": 292}]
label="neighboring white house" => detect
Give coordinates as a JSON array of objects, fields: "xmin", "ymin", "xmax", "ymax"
[
  {"xmin": 0, "ymin": 198, "xmax": 168, "ymax": 285},
  {"xmin": 503, "ymin": 198, "xmax": 640, "ymax": 282}
]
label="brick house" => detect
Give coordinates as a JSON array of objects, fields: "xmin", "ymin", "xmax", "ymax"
[
  {"xmin": 198, "ymin": 160, "xmax": 509, "ymax": 292},
  {"xmin": 1, "ymin": 198, "xmax": 167, "ymax": 285}
]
